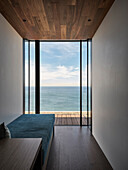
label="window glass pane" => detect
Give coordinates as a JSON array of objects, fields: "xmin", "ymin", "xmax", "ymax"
[
  {"xmin": 88, "ymin": 40, "xmax": 92, "ymax": 126},
  {"xmin": 82, "ymin": 41, "xmax": 87, "ymax": 125},
  {"xmin": 30, "ymin": 41, "xmax": 35, "ymax": 114},
  {"xmin": 40, "ymin": 42, "xmax": 80, "ymax": 125},
  {"xmin": 25, "ymin": 41, "xmax": 28, "ymax": 114}
]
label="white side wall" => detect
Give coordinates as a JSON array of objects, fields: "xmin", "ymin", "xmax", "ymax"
[
  {"xmin": 92, "ymin": 0, "xmax": 128, "ymax": 169},
  {"xmin": 0, "ymin": 14, "xmax": 22, "ymax": 124}
]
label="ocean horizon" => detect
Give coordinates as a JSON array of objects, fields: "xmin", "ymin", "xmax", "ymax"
[{"xmin": 25, "ymin": 86, "xmax": 91, "ymax": 112}]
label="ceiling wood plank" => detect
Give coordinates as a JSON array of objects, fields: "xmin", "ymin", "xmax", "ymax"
[{"xmin": 61, "ymin": 25, "xmax": 66, "ymax": 39}]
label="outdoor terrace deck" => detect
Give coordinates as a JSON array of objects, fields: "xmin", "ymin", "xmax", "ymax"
[{"xmin": 25, "ymin": 111, "xmax": 91, "ymax": 126}]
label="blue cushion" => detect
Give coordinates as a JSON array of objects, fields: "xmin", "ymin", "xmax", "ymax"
[{"xmin": 7, "ymin": 114, "xmax": 55, "ymax": 163}]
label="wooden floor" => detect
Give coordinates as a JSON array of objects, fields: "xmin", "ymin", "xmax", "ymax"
[
  {"xmin": 55, "ymin": 114, "xmax": 87, "ymax": 125},
  {"xmin": 46, "ymin": 126, "xmax": 112, "ymax": 170}
]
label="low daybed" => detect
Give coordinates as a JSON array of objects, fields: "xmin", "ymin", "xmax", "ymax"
[{"xmin": 7, "ymin": 114, "xmax": 55, "ymax": 169}]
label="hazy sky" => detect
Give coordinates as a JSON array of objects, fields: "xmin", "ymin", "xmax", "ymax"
[{"xmin": 25, "ymin": 41, "xmax": 88, "ymax": 86}]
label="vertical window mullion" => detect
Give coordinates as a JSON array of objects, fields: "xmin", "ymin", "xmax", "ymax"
[
  {"xmin": 23, "ymin": 39, "xmax": 25, "ymax": 114},
  {"xmin": 80, "ymin": 40, "xmax": 82, "ymax": 126},
  {"xmin": 35, "ymin": 40, "xmax": 40, "ymax": 114},
  {"xmin": 28, "ymin": 41, "xmax": 30, "ymax": 114},
  {"xmin": 87, "ymin": 40, "xmax": 89, "ymax": 126}
]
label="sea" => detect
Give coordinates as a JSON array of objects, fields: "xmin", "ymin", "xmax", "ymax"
[{"xmin": 25, "ymin": 86, "xmax": 91, "ymax": 111}]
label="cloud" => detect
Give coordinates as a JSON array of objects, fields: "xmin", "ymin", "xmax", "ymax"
[
  {"xmin": 40, "ymin": 64, "xmax": 89, "ymax": 86},
  {"xmin": 40, "ymin": 64, "xmax": 80, "ymax": 82},
  {"xmin": 25, "ymin": 61, "xmax": 90, "ymax": 87},
  {"xmin": 40, "ymin": 42, "xmax": 81, "ymax": 59}
]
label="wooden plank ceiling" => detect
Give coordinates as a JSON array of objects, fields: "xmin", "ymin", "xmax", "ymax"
[{"xmin": 0, "ymin": 0, "xmax": 114, "ymax": 40}]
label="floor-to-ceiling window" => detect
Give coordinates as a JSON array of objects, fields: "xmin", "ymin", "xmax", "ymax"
[{"xmin": 23, "ymin": 40, "xmax": 92, "ymax": 127}]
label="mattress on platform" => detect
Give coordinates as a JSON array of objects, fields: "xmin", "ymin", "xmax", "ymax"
[{"xmin": 7, "ymin": 114, "xmax": 55, "ymax": 163}]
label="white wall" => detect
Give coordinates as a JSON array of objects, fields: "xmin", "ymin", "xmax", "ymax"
[
  {"xmin": 92, "ymin": 0, "xmax": 128, "ymax": 169},
  {"xmin": 0, "ymin": 14, "xmax": 22, "ymax": 124}
]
